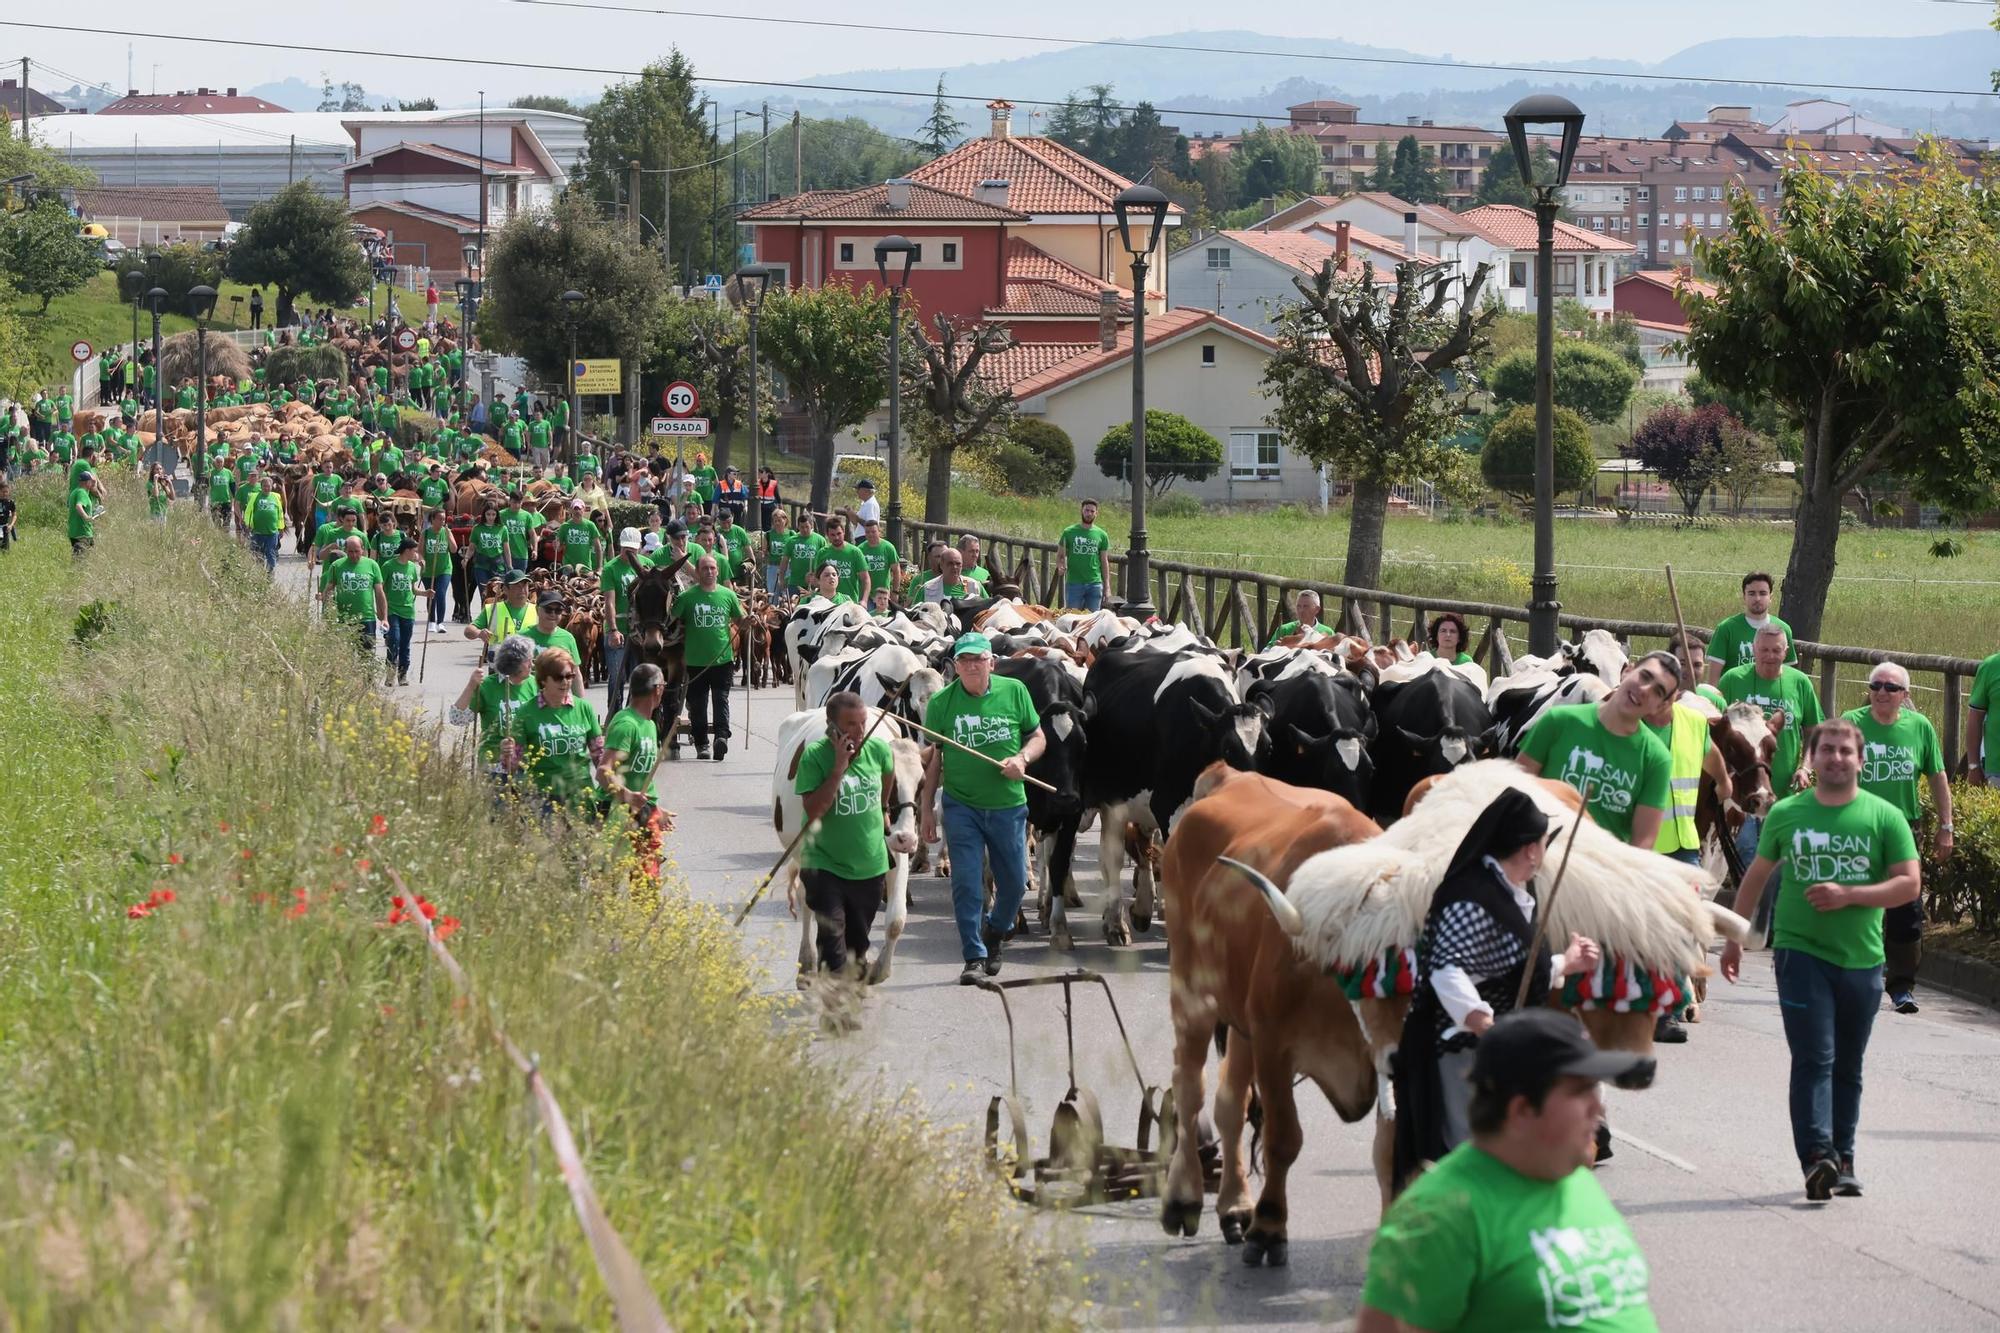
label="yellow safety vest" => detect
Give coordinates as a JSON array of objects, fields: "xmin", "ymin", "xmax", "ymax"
[
  {"xmin": 1653, "ymin": 702, "xmax": 1709, "ymax": 854},
  {"xmin": 485, "ymin": 601, "xmax": 539, "ymax": 643}
]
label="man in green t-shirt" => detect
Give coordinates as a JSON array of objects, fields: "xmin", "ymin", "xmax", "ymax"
[
  {"xmin": 1517, "ymin": 651, "xmax": 1677, "ymax": 847},
  {"xmin": 919, "ymin": 632, "xmax": 1044, "ymax": 982},
  {"xmin": 599, "ymin": 664, "xmax": 668, "ymax": 822},
  {"xmin": 1968, "ymin": 650, "xmax": 2000, "ymax": 784},
  {"xmin": 855, "ymin": 516, "xmax": 898, "ymax": 597},
  {"xmin": 498, "ymin": 496, "xmax": 541, "ymax": 572},
  {"xmin": 555, "ymin": 501, "xmax": 603, "ymax": 571},
  {"xmin": 781, "ymin": 515, "xmax": 828, "ymax": 594},
  {"xmin": 1719, "ymin": 624, "xmax": 1825, "ymax": 897},
  {"xmin": 1844, "ymin": 662, "xmax": 1952, "ymax": 1014},
  {"xmin": 317, "ymin": 534, "xmax": 388, "ymax": 653},
  {"xmin": 246, "ymin": 476, "xmax": 286, "ymax": 574},
  {"xmin": 795, "ymin": 690, "xmax": 907, "ymax": 980},
  {"xmin": 528, "ymin": 411, "xmax": 553, "ymax": 465},
  {"xmin": 68, "ymin": 472, "xmax": 104, "ymax": 557},
  {"xmin": 1357, "ymin": 1010, "xmax": 1657, "ymax": 1333},
  {"xmin": 818, "ymin": 519, "xmax": 870, "ymax": 602},
  {"xmin": 1266, "ymin": 590, "xmax": 1328, "ymax": 646},
  {"xmin": 920, "ymin": 548, "xmax": 982, "ymax": 604},
  {"xmin": 206, "ymin": 464, "xmax": 234, "ymax": 525},
  {"xmin": 1058, "ymin": 498, "xmax": 1112, "ymax": 611},
  {"xmin": 689, "ymin": 450, "xmax": 718, "ymax": 505},
  {"xmin": 467, "ymin": 569, "xmax": 539, "ymax": 645},
  {"xmin": 669, "ymin": 554, "xmax": 747, "ymax": 760},
  {"xmin": 1722, "ymin": 717, "xmax": 1921, "ymax": 1201},
  {"xmin": 1704, "ymin": 571, "xmax": 1797, "ymax": 685},
  {"xmin": 599, "ymin": 528, "xmax": 646, "ymax": 717}
]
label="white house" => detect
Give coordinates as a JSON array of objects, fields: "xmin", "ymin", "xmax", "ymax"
[
  {"xmin": 1256, "ymin": 191, "xmax": 1505, "ymax": 308},
  {"xmin": 1768, "ymin": 99, "xmax": 1906, "ymax": 140},
  {"xmin": 1455, "ymin": 204, "xmax": 1635, "ymax": 316},
  {"xmin": 1167, "ymin": 224, "xmax": 1408, "ymax": 334}
]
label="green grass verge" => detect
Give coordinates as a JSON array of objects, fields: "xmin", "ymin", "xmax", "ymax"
[
  {"xmin": 0, "ymin": 478, "xmax": 1074, "ymax": 1328},
  {"xmin": 11, "ymin": 271, "xmax": 457, "ymax": 390}
]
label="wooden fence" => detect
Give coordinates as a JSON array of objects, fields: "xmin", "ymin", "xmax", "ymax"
[{"xmin": 791, "ymin": 508, "xmax": 1987, "ymax": 767}]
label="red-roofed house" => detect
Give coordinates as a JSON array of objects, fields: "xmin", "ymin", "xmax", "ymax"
[
  {"xmin": 341, "ymin": 114, "xmax": 565, "ymax": 277},
  {"xmin": 1166, "ymin": 225, "xmax": 1409, "ymax": 334},
  {"xmin": 746, "ymin": 101, "xmax": 1179, "ymax": 342},
  {"xmin": 1457, "ymin": 205, "xmax": 1635, "ymax": 316},
  {"xmin": 1613, "ymin": 268, "xmax": 1717, "ymax": 390},
  {"xmin": 99, "ymin": 86, "xmax": 288, "ymax": 115}
]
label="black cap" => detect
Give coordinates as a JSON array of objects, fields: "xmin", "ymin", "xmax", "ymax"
[
  {"xmin": 665, "ymin": 519, "xmax": 687, "ymax": 537},
  {"xmin": 855, "ymin": 478, "xmax": 875, "ymax": 491},
  {"xmin": 1470, "ymin": 1010, "xmax": 1655, "ymax": 1100},
  {"xmin": 537, "ymin": 589, "xmax": 566, "ymax": 609}
]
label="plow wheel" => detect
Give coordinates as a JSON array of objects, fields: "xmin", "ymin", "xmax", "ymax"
[
  {"xmin": 984, "ymin": 1094, "xmax": 1032, "ymax": 1189},
  {"xmin": 1044, "ymin": 1087, "xmax": 1105, "ymax": 1205}
]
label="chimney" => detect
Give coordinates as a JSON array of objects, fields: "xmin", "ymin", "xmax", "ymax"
[
  {"xmin": 1098, "ymin": 288, "xmax": 1119, "ymax": 352},
  {"xmin": 1407, "ymin": 115, "xmax": 1420, "ymax": 127},
  {"xmin": 127, "ymin": 88, "xmax": 138, "ymax": 97},
  {"xmin": 1403, "ymin": 210, "xmax": 1420, "ymax": 258},
  {"xmin": 1422, "ymin": 119, "xmax": 1434, "ymax": 128},
  {"xmin": 975, "ymin": 178, "xmax": 1010, "ymax": 208},
  {"xmin": 1335, "ymin": 220, "xmax": 1351, "ymax": 267},
  {"xmin": 884, "ymin": 177, "xmax": 912, "ymax": 211},
  {"xmin": 988, "ymin": 99, "xmax": 1013, "ymax": 139},
  {"xmin": 226, "ymin": 87, "xmax": 237, "ymax": 97}
]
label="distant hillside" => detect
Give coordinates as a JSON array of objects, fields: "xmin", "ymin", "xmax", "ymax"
[{"xmin": 706, "ymin": 27, "xmax": 2000, "ymax": 142}]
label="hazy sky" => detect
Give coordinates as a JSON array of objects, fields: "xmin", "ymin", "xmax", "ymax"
[{"xmin": 3, "ymin": 0, "xmax": 1988, "ymax": 106}]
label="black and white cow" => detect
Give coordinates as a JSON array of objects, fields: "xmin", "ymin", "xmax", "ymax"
[
  {"xmin": 991, "ymin": 655, "xmax": 1093, "ymax": 948},
  {"xmin": 1080, "ymin": 644, "xmax": 1271, "ymax": 943},
  {"xmin": 1249, "ymin": 669, "xmax": 1377, "ymax": 812},
  {"xmin": 1368, "ymin": 662, "xmax": 1493, "ymax": 822},
  {"xmin": 804, "ymin": 641, "xmax": 948, "ymax": 727},
  {"xmin": 1483, "ymin": 669, "xmax": 1612, "ymax": 756},
  {"xmin": 785, "ymin": 599, "xmax": 876, "ymax": 707}
]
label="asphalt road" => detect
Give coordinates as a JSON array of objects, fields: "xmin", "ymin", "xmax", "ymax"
[{"xmin": 277, "ymin": 544, "xmax": 2000, "ymax": 1331}]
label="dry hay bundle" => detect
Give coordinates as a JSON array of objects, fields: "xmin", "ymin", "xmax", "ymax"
[
  {"xmin": 1287, "ymin": 759, "xmax": 1737, "ymax": 983},
  {"xmin": 158, "ymin": 330, "xmax": 252, "ymax": 390},
  {"xmin": 478, "ymin": 442, "xmax": 519, "ymax": 468}
]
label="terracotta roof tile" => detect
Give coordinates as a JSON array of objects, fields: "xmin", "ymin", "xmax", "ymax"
[
  {"xmin": 979, "ymin": 340, "xmax": 1098, "ymax": 392},
  {"xmin": 1618, "ymin": 268, "xmax": 1718, "ymax": 300},
  {"xmin": 72, "ymin": 185, "xmax": 229, "ymax": 223},
  {"xmin": 350, "ymin": 199, "xmax": 481, "ymax": 232},
  {"xmin": 1216, "ymin": 228, "xmax": 1410, "ymax": 279},
  {"xmin": 1340, "ymin": 193, "xmax": 1479, "ymax": 236},
  {"xmin": 1005, "ymin": 309, "xmax": 1275, "ymax": 399},
  {"xmin": 1455, "ymin": 204, "xmax": 1636, "ymax": 253},
  {"xmin": 737, "ymin": 180, "xmax": 1025, "ymax": 222},
  {"xmin": 988, "ymin": 285, "xmax": 1111, "ymax": 317},
  {"xmin": 988, "ymin": 238, "xmax": 1128, "ymax": 318},
  {"xmin": 907, "ymin": 134, "xmax": 1180, "ymax": 216}
]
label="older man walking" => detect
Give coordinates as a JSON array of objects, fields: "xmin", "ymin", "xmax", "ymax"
[{"xmin": 1719, "ymin": 623, "xmax": 1824, "ymax": 926}]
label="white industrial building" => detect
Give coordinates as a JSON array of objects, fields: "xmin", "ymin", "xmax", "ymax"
[{"xmin": 24, "ymin": 106, "xmax": 584, "ymax": 218}]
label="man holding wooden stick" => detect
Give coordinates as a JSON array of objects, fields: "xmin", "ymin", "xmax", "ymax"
[{"xmin": 919, "ymin": 632, "xmax": 1046, "ymax": 985}]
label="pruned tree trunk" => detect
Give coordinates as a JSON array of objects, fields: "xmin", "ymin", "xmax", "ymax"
[
  {"xmin": 710, "ymin": 422, "xmax": 735, "ymax": 475},
  {"xmin": 925, "ymin": 445, "xmax": 953, "ymax": 524},
  {"xmin": 277, "ymin": 288, "xmax": 297, "ymax": 328},
  {"xmin": 808, "ymin": 425, "xmax": 835, "ymax": 516},
  {"xmin": 1781, "ymin": 474, "xmax": 1843, "ymax": 646},
  {"xmin": 1345, "ymin": 476, "xmax": 1389, "ymax": 591}
]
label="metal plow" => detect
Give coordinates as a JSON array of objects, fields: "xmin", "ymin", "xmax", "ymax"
[{"xmin": 976, "ymin": 970, "xmax": 1218, "ymax": 1208}]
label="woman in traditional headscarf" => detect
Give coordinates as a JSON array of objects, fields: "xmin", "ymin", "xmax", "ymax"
[{"xmin": 1390, "ymin": 787, "xmax": 1601, "ymax": 1193}]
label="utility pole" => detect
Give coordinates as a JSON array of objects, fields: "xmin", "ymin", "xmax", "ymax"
[
  {"xmin": 19, "ymin": 60, "xmax": 28, "ymax": 143},
  {"xmin": 627, "ymin": 159, "xmax": 641, "ymax": 242},
  {"xmin": 627, "ymin": 158, "xmax": 641, "ymax": 446},
  {"xmin": 793, "ymin": 109, "xmax": 802, "ymax": 194},
  {"xmin": 288, "ymin": 135, "xmax": 296, "ymax": 183},
  {"xmin": 661, "ymin": 149, "xmax": 673, "ymax": 288},
  {"xmin": 761, "ymin": 102, "xmax": 770, "ymax": 204},
  {"xmin": 710, "ymin": 99, "xmax": 720, "ymax": 277}
]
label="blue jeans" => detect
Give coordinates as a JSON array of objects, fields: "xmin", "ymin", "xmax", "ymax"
[
  {"xmin": 1774, "ymin": 948, "xmax": 1882, "ymax": 1169},
  {"xmin": 942, "ymin": 795, "xmax": 1029, "ymax": 962},
  {"xmin": 250, "ymin": 532, "xmax": 279, "ymax": 573},
  {"xmin": 604, "ymin": 640, "xmax": 627, "ymax": 717},
  {"xmin": 1065, "ymin": 582, "xmax": 1104, "ymax": 612},
  {"xmin": 429, "ymin": 573, "xmax": 451, "ymax": 625},
  {"xmin": 1666, "ymin": 848, "xmax": 1701, "ymax": 866},
  {"xmin": 1735, "ymin": 815, "xmax": 1773, "ymax": 935},
  {"xmin": 765, "ymin": 561, "xmax": 782, "ymax": 597},
  {"xmin": 384, "ymin": 615, "xmax": 415, "ymax": 676}
]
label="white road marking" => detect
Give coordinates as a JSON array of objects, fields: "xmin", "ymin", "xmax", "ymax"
[{"xmin": 1610, "ymin": 1126, "xmax": 1698, "ymax": 1174}]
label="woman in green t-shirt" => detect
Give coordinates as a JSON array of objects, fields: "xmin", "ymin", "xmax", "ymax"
[
  {"xmin": 504, "ymin": 647, "xmax": 603, "ymax": 812},
  {"xmin": 467, "ymin": 502, "xmax": 508, "ymax": 592},
  {"xmin": 450, "ymin": 634, "xmax": 536, "ymax": 779},
  {"xmin": 146, "ymin": 464, "xmax": 173, "ymax": 522},
  {"xmin": 1429, "ymin": 610, "xmax": 1476, "ymax": 666}
]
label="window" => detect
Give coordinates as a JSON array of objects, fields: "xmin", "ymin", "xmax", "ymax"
[
  {"xmin": 1201, "ymin": 344, "xmax": 1216, "ymax": 365},
  {"xmin": 1229, "ymin": 430, "xmax": 1282, "ymax": 480},
  {"xmin": 1638, "ymin": 213, "xmax": 1650, "ymax": 227},
  {"xmin": 908, "ymin": 243, "xmax": 923, "ymax": 262},
  {"xmin": 1590, "ymin": 216, "xmax": 1604, "ymax": 230},
  {"xmin": 1756, "ymin": 187, "xmax": 1768, "ymax": 202},
  {"xmin": 1673, "ymin": 239, "xmax": 1687, "ymax": 256},
  {"xmin": 1673, "ymin": 186, "xmax": 1687, "ymax": 202},
  {"xmin": 1673, "ymin": 212, "xmax": 1686, "ymax": 227},
  {"xmin": 1637, "ymin": 186, "xmax": 1651, "ymax": 201},
  {"xmin": 941, "ymin": 242, "xmax": 957, "ymax": 263},
  {"xmin": 1708, "ymin": 212, "xmax": 1722, "ymax": 229},
  {"xmin": 838, "ymin": 242, "xmax": 854, "ymax": 263},
  {"xmin": 1509, "ymin": 260, "xmax": 1528, "ymax": 288},
  {"xmin": 1206, "ymin": 247, "xmax": 1230, "ymax": 270},
  {"xmin": 1711, "ymin": 186, "xmax": 1725, "ymax": 200},
  {"xmin": 1639, "ymin": 241, "xmax": 1652, "ymax": 257}
]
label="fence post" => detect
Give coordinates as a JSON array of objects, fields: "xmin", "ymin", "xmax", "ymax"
[
  {"xmin": 1233, "ymin": 587, "xmax": 1255, "ymax": 652},
  {"xmin": 1377, "ymin": 596, "xmax": 1392, "ymax": 642},
  {"xmin": 1944, "ymin": 671, "xmax": 1963, "ymax": 773},
  {"xmin": 1177, "ymin": 574, "xmax": 1201, "ymax": 635},
  {"xmin": 1156, "ymin": 565, "xmax": 1169, "ymax": 616},
  {"xmin": 1819, "ymin": 655, "xmax": 1838, "ymax": 718},
  {"xmin": 1256, "ymin": 583, "xmax": 1269, "ymax": 644},
  {"xmin": 1202, "ymin": 573, "xmax": 1218, "ymax": 632},
  {"xmin": 1409, "ymin": 607, "xmax": 1429, "ymax": 644}
]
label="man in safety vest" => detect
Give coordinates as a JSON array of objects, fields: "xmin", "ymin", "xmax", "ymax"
[{"xmin": 1639, "ymin": 671, "xmax": 1733, "ymax": 1044}]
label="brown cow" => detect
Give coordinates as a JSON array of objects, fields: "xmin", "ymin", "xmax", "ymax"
[{"xmin": 1157, "ymin": 764, "xmax": 1383, "ymax": 1267}]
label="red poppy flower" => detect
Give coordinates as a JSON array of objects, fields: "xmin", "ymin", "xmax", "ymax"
[
  {"xmin": 126, "ymin": 904, "xmax": 151, "ymax": 919},
  {"xmin": 239, "ymin": 849, "xmax": 253, "ymax": 860},
  {"xmin": 436, "ymin": 916, "xmax": 461, "ymax": 941},
  {"xmin": 218, "ymin": 821, "xmax": 230, "ymax": 832},
  {"xmin": 166, "ymin": 853, "xmax": 183, "ymax": 866},
  {"xmin": 294, "ymin": 887, "xmax": 308, "ymax": 901},
  {"xmin": 156, "ymin": 887, "xmax": 176, "ymax": 904},
  {"xmin": 369, "ymin": 814, "xmax": 388, "ymax": 837},
  {"xmin": 333, "ymin": 845, "xmax": 346, "ymax": 856},
  {"xmin": 418, "ymin": 900, "xmax": 437, "ymax": 921},
  {"xmin": 356, "ymin": 859, "xmax": 372, "ymax": 873},
  {"xmin": 390, "ymin": 895, "xmax": 406, "ymax": 910},
  {"xmin": 285, "ymin": 903, "xmax": 308, "ymax": 919}
]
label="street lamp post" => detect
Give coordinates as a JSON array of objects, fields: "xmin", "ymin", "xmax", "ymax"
[
  {"xmin": 121, "ymin": 270, "xmax": 145, "ymax": 394},
  {"xmin": 873, "ymin": 235, "xmax": 917, "ymax": 551},
  {"xmin": 1503, "ymin": 93, "xmax": 1586, "ymax": 657},
  {"xmin": 146, "ymin": 286, "xmax": 168, "ymax": 484},
  {"xmin": 732, "ymin": 265, "xmax": 775, "ymax": 534},
  {"xmin": 561, "ymin": 289, "xmax": 584, "ymax": 469},
  {"xmin": 1111, "ymin": 184, "xmax": 1170, "ymax": 618},
  {"xmin": 187, "ymin": 284, "xmax": 219, "ymax": 487},
  {"xmin": 460, "ymin": 241, "xmax": 481, "ymax": 344}
]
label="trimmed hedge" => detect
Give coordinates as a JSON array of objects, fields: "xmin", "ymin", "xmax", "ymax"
[{"xmin": 1925, "ymin": 782, "xmax": 2000, "ymax": 932}]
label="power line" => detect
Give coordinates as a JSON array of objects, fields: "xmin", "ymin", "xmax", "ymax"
[{"xmin": 503, "ymin": 0, "xmax": 2000, "ymax": 102}]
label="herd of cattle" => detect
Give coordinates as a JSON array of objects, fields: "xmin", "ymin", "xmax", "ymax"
[{"xmin": 763, "ymin": 594, "xmax": 1773, "ymax": 1258}]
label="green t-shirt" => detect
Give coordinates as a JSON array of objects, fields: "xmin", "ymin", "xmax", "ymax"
[
  {"xmin": 529, "ymin": 419, "xmax": 552, "ymax": 451},
  {"xmin": 1706, "ymin": 612, "xmax": 1798, "ymax": 673},
  {"xmin": 383, "ymin": 559, "xmax": 424, "ymax": 619},
  {"xmin": 371, "ymin": 528, "xmax": 406, "ymax": 566},
  {"xmin": 670, "ymin": 585, "xmax": 745, "ymax": 667},
  {"xmin": 417, "ymin": 476, "xmax": 449, "ymax": 508},
  {"xmin": 473, "ymin": 601, "xmax": 537, "ymax": 642},
  {"xmin": 1361, "ymin": 1143, "xmax": 1656, "ymax": 1333},
  {"xmin": 325, "ymin": 556, "xmax": 383, "ymax": 623},
  {"xmin": 1265, "ymin": 619, "xmax": 1331, "ymax": 647},
  {"xmin": 794, "ymin": 734, "xmax": 895, "ymax": 880},
  {"xmin": 599, "ymin": 556, "xmax": 641, "ymax": 622},
  {"xmin": 819, "ymin": 542, "xmax": 870, "ymax": 600},
  {"xmin": 503, "ymin": 421, "xmax": 527, "ymax": 454},
  {"xmin": 693, "ymin": 543, "xmax": 734, "ymax": 582},
  {"xmin": 469, "ymin": 523, "xmax": 508, "ymax": 562},
  {"xmin": 1758, "ymin": 788, "xmax": 1920, "ymax": 970},
  {"xmin": 1840, "ymin": 706, "xmax": 1943, "ymax": 823},
  {"xmin": 248, "ymin": 490, "xmax": 285, "ymax": 535},
  {"xmin": 470, "ymin": 674, "xmax": 534, "ymax": 762},
  {"xmin": 1718, "ymin": 664, "xmax": 1823, "ymax": 792},
  {"xmin": 857, "ymin": 538, "xmax": 899, "ymax": 587},
  {"xmin": 207, "ymin": 471, "xmax": 233, "ymax": 506},
  {"xmin": 784, "ymin": 531, "xmax": 828, "ymax": 588},
  {"xmin": 509, "ymin": 695, "xmax": 602, "ymax": 805},
  {"xmin": 557, "ymin": 518, "xmax": 602, "ymax": 569},
  {"xmin": 314, "ymin": 522, "xmax": 359, "ymax": 557},
  {"xmin": 331, "ymin": 495, "xmax": 366, "ymax": 523},
  {"xmin": 603, "ymin": 707, "xmax": 660, "ymax": 802},
  {"xmin": 499, "ymin": 507, "xmax": 542, "ymax": 559},
  {"xmin": 1058, "ymin": 522, "xmax": 1110, "ymax": 585},
  {"xmin": 67, "ymin": 487, "xmax": 97, "ymax": 541},
  {"xmin": 691, "ymin": 464, "xmax": 718, "ymax": 502},
  {"xmin": 923, "ymin": 676, "xmax": 1039, "ymax": 810},
  {"xmin": 1971, "ymin": 652, "xmax": 2000, "ymax": 775},
  {"xmin": 522, "ymin": 624, "xmax": 581, "ymax": 663},
  {"xmin": 422, "ymin": 528, "xmax": 455, "ymax": 578},
  {"xmin": 721, "ymin": 524, "xmax": 752, "ymax": 569},
  {"xmin": 147, "ymin": 479, "xmax": 172, "ymax": 519},
  {"xmin": 1517, "ymin": 703, "xmax": 1671, "ymax": 844}
]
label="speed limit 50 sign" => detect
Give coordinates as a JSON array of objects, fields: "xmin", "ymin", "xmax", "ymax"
[{"xmin": 661, "ymin": 381, "xmax": 699, "ymax": 416}]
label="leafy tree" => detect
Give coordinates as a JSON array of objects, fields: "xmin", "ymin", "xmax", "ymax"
[
  {"xmin": 1264, "ymin": 255, "xmax": 1495, "ymax": 589},
  {"xmin": 651, "ymin": 295, "xmax": 775, "ymax": 473},
  {"xmin": 1556, "ymin": 299, "xmax": 1644, "ymax": 371},
  {"xmin": 138, "ymin": 243, "xmax": 223, "ymax": 311},
  {"xmin": 1714, "ymin": 415, "xmax": 1779, "ymax": 512},
  {"xmin": 794, "ymin": 117, "xmax": 922, "ymax": 193},
  {"xmin": 1048, "ymin": 85, "xmax": 1123, "ymax": 165},
  {"xmin": 991, "ymin": 418, "xmax": 1074, "ymax": 496},
  {"xmin": 1480, "ymin": 404, "xmax": 1597, "ymax": 502},
  {"xmin": 1367, "ymin": 139, "xmax": 1395, "ymax": 191},
  {"xmin": 909, "ymin": 78, "xmax": 966, "ymax": 158},
  {"xmin": 0, "ymin": 196, "xmax": 99, "ymax": 312},
  {"xmin": 1115, "ymin": 102, "xmax": 1176, "ymax": 180},
  {"xmin": 225, "ymin": 182, "xmax": 369, "ymax": 327},
  {"xmin": 1623, "ymin": 401, "xmax": 1737, "ymax": 517},
  {"xmin": 1095, "ymin": 410, "xmax": 1223, "ymax": 497},
  {"xmin": 1477, "ymin": 142, "xmax": 1554, "ymax": 207},
  {"xmin": 1682, "ymin": 145, "xmax": 2000, "ymax": 641},
  {"xmin": 316, "ymin": 76, "xmax": 372, "ymax": 112},
  {"xmin": 396, "ymin": 98, "xmax": 440, "ymax": 112},
  {"xmin": 0, "ymin": 131, "xmax": 94, "ymax": 194},
  {"xmin": 575, "ymin": 51, "xmax": 723, "ymax": 286},
  {"xmin": 0, "ymin": 277, "xmax": 39, "ymax": 402},
  {"xmin": 1388, "ymin": 135, "xmax": 1447, "ymax": 205},
  {"xmin": 904, "ymin": 315, "xmax": 1016, "ymax": 522},
  {"xmin": 511, "ymin": 94, "xmax": 587, "ymax": 116},
  {"xmin": 757, "ymin": 281, "xmax": 894, "ymax": 513},
  {"xmin": 1487, "ymin": 339, "xmax": 1638, "ymax": 423},
  {"xmin": 478, "ymin": 191, "xmax": 665, "ymax": 391},
  {"xmin": 1235, "ymin": 124, "xmax": 1320, "ymax": 209}
]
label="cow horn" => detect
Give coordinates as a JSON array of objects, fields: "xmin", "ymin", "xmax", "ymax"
[
  {"xmin": 1216, "ymin": 856, "xmax": 1304, "ymax": 936},
  {"xmin": 1705, "ymin": 901, "xmax": 1752, "ymax": 945}
]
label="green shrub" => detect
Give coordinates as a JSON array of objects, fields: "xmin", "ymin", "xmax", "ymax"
[
  {"xmin": 1488, "ymin": 340, "xmax": 1640, "ymax": 423},
  {"xmin": 393, "ymin": 406, "xmax": 442, "ymax": 450},
  {"xmin": 1095, "ymin": 410, "xmax": 1224, "ymax": 495},
  {"xmin": 135, "ymin": 243, "xmax": 224, "ymax": 311},
  {"xmin": 1154, "ymin": 491, "xmax": 1205, "ymax": 518},
  {"xmin": 1926, "ymin": 782, "xmax": 2000, "ymax": 932},
  {"xmin": 1479, "ymin": 403, "xmax": 1597, "ymax": 501},
  {"xmin": 606, "ymin": 499, "xmax": 655, "ymax": 537},
  {"xmin": 994, "ymin": 419, "xmax": 1075, "ymax": 496}
]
